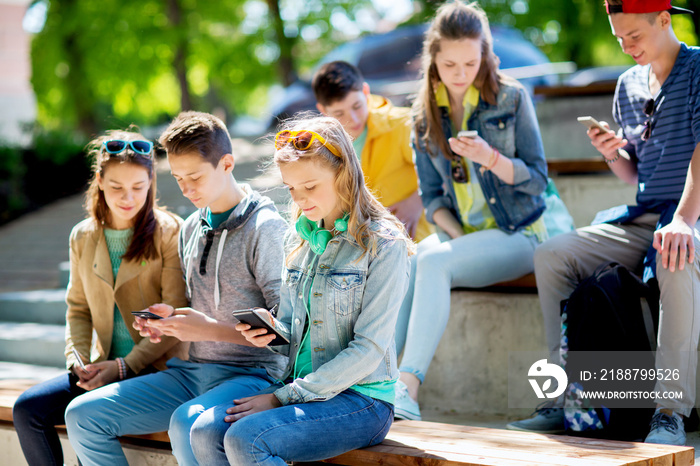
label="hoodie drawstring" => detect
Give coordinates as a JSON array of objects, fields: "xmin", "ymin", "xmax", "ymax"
[
  {"xmin": 213, "ymin": 229, "xmax": 228, "ymax": 310},
  {"xmin": 199, "ymin": 230, "xmax": 215, "ymax": 275}
]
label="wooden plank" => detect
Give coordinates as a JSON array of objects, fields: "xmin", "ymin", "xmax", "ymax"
[
  {"xmin": 324, "ymin": 445, "xmax": 571, "ymax": 466},
  {"xmin": 380, "ymin": 433, "xmax": 651, "ymax": 466},
  {"xmin": 389, "ymin": 422, "xmax": 692, "ymax": 463},
  {"xmin": 534, "ymin": 82, "xmax": 617, "ymax": 98},
  {"xmin": 0, "ymin": 380, "xmax": 695, "ymax": 466},
  {"xmin": 0, "ymin": 379, "xmax": 39, "ymax": 422},
  {"xmin": 547, "ymin": 159, "xmax": 610, "ymax": 174}
]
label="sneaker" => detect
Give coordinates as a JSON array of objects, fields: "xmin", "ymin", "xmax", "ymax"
[
  {"xmin": 394, "ymin": 380, "xmax": 421, "ymax": 421},
  {"xmin": 506, "ymin": 403, "xmax": 565, "ymax": 434},
  {"xmin": 645, "ymin": 409, "xmax": 686, "ymax": 445}
]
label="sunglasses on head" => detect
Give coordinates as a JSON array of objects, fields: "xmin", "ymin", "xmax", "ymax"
[
  {"xmin": 641, "ymin": 98, "xmax": 656, "ymax": 142},
  {"xmin": 274, "ymin": 130, "xmax": 341, "ymax": 158},
  {"xmin": 102, "ymin": 139, "xmax": 154, "ymax": 156}
]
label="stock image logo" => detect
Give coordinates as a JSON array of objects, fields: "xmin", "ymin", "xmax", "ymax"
[{"xmin": 528, "ymin": 359, "xmax": 567, "ymax": 399}]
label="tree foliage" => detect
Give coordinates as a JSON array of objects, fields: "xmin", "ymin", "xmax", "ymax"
[
  {"xmin": 411, "ymin": 0, "xmax": 697, "ymax": 68},
  {"xmin": 30, "ymin": 0, "xmax": 698, "ymax": 137},
  {"xmin": 30, "ymin": 0, "xmax": 373, "ymax": 135}
]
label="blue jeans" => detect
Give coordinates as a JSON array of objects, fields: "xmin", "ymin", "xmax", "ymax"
[
  {"xmin": 12, "ymin": 372, "xmax": 86, "ymax": 466},
  {"xmin": 395, "ymin": 229, "xmax": 539, "ymax": 381},
  {"xmin": 64, "ymin": 358, "xmax": 273, "ymax": 466},
  {"xmin": 190, "ymin": 387, "xmax": 393, "ymax": 465}
]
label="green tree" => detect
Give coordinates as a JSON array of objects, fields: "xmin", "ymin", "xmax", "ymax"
[{"xmin": 30, "ymin": 0, "xmax": 373, "ymax": 135}]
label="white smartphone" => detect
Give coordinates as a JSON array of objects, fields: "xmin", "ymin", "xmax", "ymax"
[
  {"xmin": 577, "ymin": 116, "xmax": 630, "ymax": 160},
  {"xmin": 71, "ymin": 348, "xmax": 90, "ymax": 373},
  {"xmin": 577, "ymin": 116, "xmax": 609, "ymax": 133},
  {"xmin": 457, "ymin": 130, "xmax": 478, "ymax": 139}
]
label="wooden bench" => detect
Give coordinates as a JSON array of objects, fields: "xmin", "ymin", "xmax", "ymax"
[
  {"xmin": 317, "ymin": 420, "xmax": 695, "ymax": 466},
  {"xmin": 0, "ymin": 379, "xmax": 173, "ymax": 447},
  {"xmin": 1, "ymin": 380, "xmax": 694, "ymax": 466}
]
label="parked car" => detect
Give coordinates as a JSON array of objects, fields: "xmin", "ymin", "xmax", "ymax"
[{"xmin": 265, "ymin": 23, "xmax": 560, "ymax": 129}]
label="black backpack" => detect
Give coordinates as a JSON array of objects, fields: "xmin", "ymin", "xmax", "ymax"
[{"xmin": 560, "ymin": 262, "xmax": 659, "ymax": 440}]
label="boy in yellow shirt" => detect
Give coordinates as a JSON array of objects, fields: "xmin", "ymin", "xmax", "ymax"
[{"xmin": 312, "ymin": 61, "xmax": 431, "ymax": 241}]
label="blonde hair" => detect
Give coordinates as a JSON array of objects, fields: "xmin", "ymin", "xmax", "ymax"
[
  {"xmin": 274, "ymin": 115, "xmax": 415, "ymax": 261},
  {"xmin": 413, "ymin": 1, "xmax": 507, "ymax": 159},
  {"xmin": 84, "ymin": 128, "xmax": 160, "ymax": 261}
]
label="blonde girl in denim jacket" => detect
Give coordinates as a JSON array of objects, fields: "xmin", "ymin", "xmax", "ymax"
[
  {"xmin": 188, "ymin": 116, "xmax": 414, "ymax": 465},
  {"xmin": 393, "ymin": 1, "xmax": 550, "ymax": 421}
]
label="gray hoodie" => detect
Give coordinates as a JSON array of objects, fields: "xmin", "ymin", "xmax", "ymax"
[{"xmin": 179, "ymin": 184, "xmax": 287, "ymax": 377}]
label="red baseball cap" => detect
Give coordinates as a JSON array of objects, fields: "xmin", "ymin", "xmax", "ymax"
[{"xmin": 605, "ymin": 0, "xmax": 694, "ymax": 15}]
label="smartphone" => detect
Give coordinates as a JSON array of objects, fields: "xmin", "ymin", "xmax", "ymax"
[
  {"xmin": 577, "ymin": 116, "xmax": 609, "ymax": 133},
  {"xmin": 457, "ymin": 130, "xmax": 478, "ymax": 139},
  {"xmin": 71, "ymin": 348, "xmax": 90, "ymax": 373},
  {"xmin": 232, "ymin": 308, "xmax": 289, "ymax": 346},
  {"xmin": 578, "ymin": 116, "xmax": 630, "ymax": 160},
  {"xmin": 131, "ymin": 310, "xmax": 164, "ymax": 320}
]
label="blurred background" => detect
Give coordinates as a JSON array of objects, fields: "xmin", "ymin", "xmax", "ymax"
[{"xmin": 1, "ymin": 0, "xmax": 698, "ymax": 226}]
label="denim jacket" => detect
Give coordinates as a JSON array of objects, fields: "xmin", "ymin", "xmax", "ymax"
[
  {"xmin": 413, "ymin": 81, "xmax": 548, "ymax": 232},
  {"xmin": 269, "ymin": 219, "xmax": 410, "ymax": 405}
]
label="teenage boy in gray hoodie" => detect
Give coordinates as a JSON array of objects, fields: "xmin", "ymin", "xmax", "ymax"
[{"xmin": 64, "ymin": 111, "xmax": 288, "ymax": 466}]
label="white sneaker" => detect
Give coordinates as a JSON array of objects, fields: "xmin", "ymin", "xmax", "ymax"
[
  {"xmin": 645, "ymin": 409, "xmax": 686, "ymax": 446},
  {"xmin": 394, "ymin": 380, "xmax": 421, "ymax": 421}
]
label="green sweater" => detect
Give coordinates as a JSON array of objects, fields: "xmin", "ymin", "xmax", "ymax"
[{"xmin": 104, "ymin": 228, "xmax": 135, "ymax": 359}]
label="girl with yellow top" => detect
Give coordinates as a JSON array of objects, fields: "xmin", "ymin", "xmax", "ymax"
[{"xmin": 393, "ymin": 1, "xmax": 549, "ymax": 420}]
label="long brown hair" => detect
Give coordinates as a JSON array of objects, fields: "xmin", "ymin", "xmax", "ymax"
[
  {"xmin": 413, "ymin": 1, "xmax": 504, "ymax": 159},
  {"xmin": 84, "ymin": 129, "xmax": 159, "ymax": 261},
  {"xmin": 274, "ymin": 115, "xmax": 415, "ymax": 262}
]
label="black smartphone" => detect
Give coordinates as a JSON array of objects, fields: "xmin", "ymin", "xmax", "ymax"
[
  {"xmin": 131, "ymin": 310, "xmax": 164, "ymax": 320},
  {"xmin": 232, "ymin": 308, "xmax": 289, "ymax": 346}
]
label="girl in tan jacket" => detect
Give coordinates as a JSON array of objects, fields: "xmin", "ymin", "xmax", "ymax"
[{"xmin": 12, "ymin": 129, "xmax": 188, "ymax": 466}]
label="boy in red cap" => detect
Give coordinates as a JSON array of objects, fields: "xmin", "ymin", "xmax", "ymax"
[{"xmin": 508, "ymin": 0, "xmax": 700, "ymax": 445}]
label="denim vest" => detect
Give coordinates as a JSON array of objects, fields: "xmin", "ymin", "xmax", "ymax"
[
  {"xmin": 413, "ymin": 81, "xmax": 548, "ymax": 232},
  {"xmin": 271, "ymin": 219, "xmax": 410, "ymax": 405}
]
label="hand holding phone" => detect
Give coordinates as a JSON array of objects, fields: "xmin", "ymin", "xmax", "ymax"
[
  {"xmin": 71, "ymin": 348, "xmax": 90, "ymax": 373},
  {"xmin": 232, "ymin": 307, "xmax": 289, "ymax": 346},
  {"xmin": 457, "ymin": 130, "xmax": 478, "ymax": 139},
  {"xmin": 577, "ymin": 116, "xmax": 609, "ymax": 133},
  {"xmin": 578, "ymin": 116, "xmax": 631, "ymax": 161},
  {"xmin": 131, "ymin": 310, "xmax": 164, "ymax": 320}
]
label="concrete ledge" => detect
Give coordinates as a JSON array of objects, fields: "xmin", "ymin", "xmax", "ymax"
[
  {"xmin": 0, "ymin": 289, "xmax": 66, "ymax": 325},
  {"xmin": 420, "ymin": 290, "xmax": 545, "ymax": 418},
  {"xmin": 0, "ymin": 322, "xmax": 65, "ymax": 367}
]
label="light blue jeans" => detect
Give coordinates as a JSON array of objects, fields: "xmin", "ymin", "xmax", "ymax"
[
  {"xmin": 395, "ymin": 229, "xmax": 540, "ymax": 382},
  {"xmin": 190, "ymin": 387, "xmax": 393, "ymax": 465},
  {"xmin": 64, "ymin": 358, "xmax": 273, "ymax": 466}
]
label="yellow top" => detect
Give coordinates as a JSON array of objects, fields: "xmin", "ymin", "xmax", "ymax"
[{"xmin": 360, "ymin": 94, "xmax": 433, "ymax": 242}]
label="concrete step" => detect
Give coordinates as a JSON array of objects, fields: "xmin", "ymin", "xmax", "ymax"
[
  {"xmin": 420, "ymin": 290, "xmax": 545, "ymax": 419},
  {"xmin": 0, "ymin": 322, "xmax": 65, "ymax": 368},
  {"xmin": 0, "ymin": 289, "xmax": 66, "ymax": 325},
  {"xmin": 0, "ymin": 360, "xmax": 65, "ymax": 381}
]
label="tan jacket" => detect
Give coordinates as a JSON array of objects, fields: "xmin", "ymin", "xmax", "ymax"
[{"xmin": 65, "ymin": 209, "xmax": 188, "ymax": 374}]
